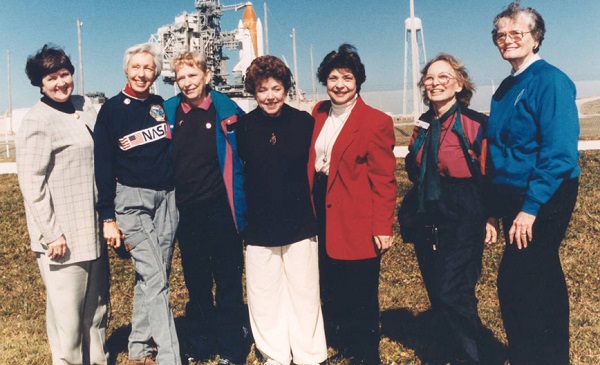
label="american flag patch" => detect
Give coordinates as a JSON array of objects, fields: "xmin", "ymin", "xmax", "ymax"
[{"xmin": 119, "ymin": 123, "xmax": 171, "ymax": 151}]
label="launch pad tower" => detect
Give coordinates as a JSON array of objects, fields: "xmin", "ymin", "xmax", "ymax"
[
  {"xmin": 403, "ymin": 0, "xmax": 427, "ymax": 119},
  {"xmin": 149, "ymin": 0, "xmax": 263, "ymax": 95}
]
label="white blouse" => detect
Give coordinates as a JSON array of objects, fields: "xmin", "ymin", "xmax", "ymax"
[{"xmin": 314, "ymin": 95, "xmax": 358, "ymax": 175}]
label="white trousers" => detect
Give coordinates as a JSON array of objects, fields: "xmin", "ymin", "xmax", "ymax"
[
  {"xmin": 37, "ymin": 252, "xmax": 109, "ymax": 365},
  {"xmin": 246, "ymin": 237, "xmax": 327, "ymax": 365}
]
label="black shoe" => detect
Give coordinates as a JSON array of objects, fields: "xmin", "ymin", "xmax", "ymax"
[{"xmin": 185, "ymin": 334, "xmax": 215, "ymax": 362}]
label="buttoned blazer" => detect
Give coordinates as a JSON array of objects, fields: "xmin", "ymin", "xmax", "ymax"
[
  {"xmin": 308, "ymin": 97, "xmax": 397, "ymax": 260},
  {"xmin": 16, "ymin": 96, "xmax": 101, "ymax": 264}
]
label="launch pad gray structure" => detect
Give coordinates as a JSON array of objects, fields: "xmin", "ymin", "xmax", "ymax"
[{"xmin": 149, "ymin": 0, "xmax": 264, "ymax": 97}]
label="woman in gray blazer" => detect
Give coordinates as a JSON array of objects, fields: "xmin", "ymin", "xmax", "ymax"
[{"xmin": 16, "ymin": 45, "xmax": 109, "ymax": 365}]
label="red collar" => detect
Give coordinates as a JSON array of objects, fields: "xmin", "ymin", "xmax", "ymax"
[
  {"xmin": 123, "ymin": 83, "xmax": 150, "ymax": 100},
  {"xmin": 180, "ymin": 93, "xmax": 212, "ymax": 114}
]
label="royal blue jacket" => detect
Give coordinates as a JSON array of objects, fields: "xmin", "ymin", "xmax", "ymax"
[
  {"xmin": 163, "ymin": 90, "xmax": 247, "ymax": 233},
  {"xmin": 487, "ymin": 59, "xmax": 580, "ymax": 216}
]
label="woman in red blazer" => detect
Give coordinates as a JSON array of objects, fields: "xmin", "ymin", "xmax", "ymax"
[{"xmin": 309, "ymin": 44, "xmax": 397, "ymax": 364}]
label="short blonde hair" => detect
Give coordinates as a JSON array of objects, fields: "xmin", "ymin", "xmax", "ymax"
[{"xmin": 170, "ymin": 52, "xmax": 208, "ymax": 74}]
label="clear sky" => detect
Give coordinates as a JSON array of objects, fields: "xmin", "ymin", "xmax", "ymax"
[{"xmin": 0, "ymin": 0, "xmax": 599, "ymax": 113}]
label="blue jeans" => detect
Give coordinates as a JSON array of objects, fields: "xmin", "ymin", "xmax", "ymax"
[{"xmin": 115, "ymin": 183, "xmax": 181, "ymax": 365}]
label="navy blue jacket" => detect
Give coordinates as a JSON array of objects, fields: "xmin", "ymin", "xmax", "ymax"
[{"xmin": 94, "ymin": 91, "xmax": 173, "ymax": 220}]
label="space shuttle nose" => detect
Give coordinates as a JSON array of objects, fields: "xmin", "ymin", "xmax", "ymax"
[{"xmin": 243, "ymin": 4, "xmax": 257, "ymax": 24}]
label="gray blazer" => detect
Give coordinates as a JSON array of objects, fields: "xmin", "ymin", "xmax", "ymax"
[{"xmin": 16, "ymin": 95, "xmax": 101, "ymax": 264}]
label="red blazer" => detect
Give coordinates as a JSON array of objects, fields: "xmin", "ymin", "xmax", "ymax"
[{"xmin": 308, "ymin": 97, "xmax": 397, "ymax": 260}]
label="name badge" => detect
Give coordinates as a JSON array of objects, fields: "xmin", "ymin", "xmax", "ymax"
[{"xmin": 415, "ymin": 120, "xmax": 430, "ymax": 130}]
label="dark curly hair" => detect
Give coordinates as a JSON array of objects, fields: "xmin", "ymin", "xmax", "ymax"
[
  {"xmin": 316, "ymin": 44, "xmax": 366, "ymax": 93},
  {"xmin": 244, "ymin": 55, "xmax": 292, "ymax": 95},
  {"xmin": 418, "ymin": 53, "xmax": 475, "ymax": 108},
  {"xmin": 25, "ymin": 44, "xmax": 75, "ymax": 88},
  {"xmin": 491, "ymin": 1, "xmax": 545, "ymax": 53}
]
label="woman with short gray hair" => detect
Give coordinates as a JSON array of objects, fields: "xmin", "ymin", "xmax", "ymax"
[
  {"xmin": 94, "ymin": 42, "xmax": 181, "ymax": 365},
  {"xmin": 487, "ymin": 2, "xmax": 580, "ymax": 364}
]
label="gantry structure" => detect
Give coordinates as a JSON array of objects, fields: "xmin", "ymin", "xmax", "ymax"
[{"xmin": 149, "ymin": 0, "xmax": 252, "ymax": 90}]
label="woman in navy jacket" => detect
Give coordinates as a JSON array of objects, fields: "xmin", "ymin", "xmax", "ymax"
[{"xmin": 238, "ymin": 55, "xmax": 327, "ymax": 365}]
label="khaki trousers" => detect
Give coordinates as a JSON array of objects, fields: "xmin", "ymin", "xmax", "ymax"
[{"xmin": 37, "ymin": 252, "xmax": 109, "ymax": 365}]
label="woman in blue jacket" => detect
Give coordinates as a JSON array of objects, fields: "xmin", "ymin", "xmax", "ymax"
[
  {"xmin": 487, "ymin": 3, "xmax": 580, "ymax": 364},
  {"xmin": 162, "ymin": 51, "xmax": 249, "ymax": 365}
]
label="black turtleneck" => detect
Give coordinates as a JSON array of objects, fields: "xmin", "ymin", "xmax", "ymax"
[
  {"xmin": 236, "ymin": 104, "xmax": 317, "ymax": 247},
  {"xmin": 41, "ymin": 96, "xmax": 75, "ymax": 114}
]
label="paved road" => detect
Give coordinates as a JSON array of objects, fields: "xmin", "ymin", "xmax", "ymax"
[{"xmin": 0, "ymin": 162, "xmax": 16, "ymax": 174}]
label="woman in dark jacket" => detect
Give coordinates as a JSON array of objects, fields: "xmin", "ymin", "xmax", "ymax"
[
  {"xmin": 403, "ymin": 53, "xmax": 491, "ymax": 365},
  {"xmin": 93, "ymin": 43, "xmax": 181, "ymax": 365},
  {"xmin": 237, "ymin": 55, "xmax": 327, "ymax": 365}
]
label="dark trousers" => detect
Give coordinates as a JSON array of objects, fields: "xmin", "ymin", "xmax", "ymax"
[
  {"xmin": 176, "ymin": 194, "xmax": 248, "ymax": 362},
  {"xmin": 414, "ymin": 178, "xmax": 485, "ymax": 364},
  {"xmin": 497, "ymin": 178, "xmax": 578, "ymax": 365},
  {"xmin": 314, "ymin": 172, "xmax": 381, "ymax": 365},
  {"xmin": 326, "ymin": 256, "xmax": 381, "ymax": 364},
  {"xmin": 313, "ymin": 173, "xmax": 331, "ymax": 321}
]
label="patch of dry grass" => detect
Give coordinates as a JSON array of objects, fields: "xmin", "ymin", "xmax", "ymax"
[
  {"xmin": 580, "ymin": 116, "xmax": 600, "ymax": 140},
  {"xmin": 1, "ymin": 152, "xmax": 600, "ymax": 364},
  {"xmin": 580, "ymin": 99, "xmax": 600, "ymax": 116},
  {"xmin": 394, "ymin": 123, "xmax": 414, "ymax": 146}
]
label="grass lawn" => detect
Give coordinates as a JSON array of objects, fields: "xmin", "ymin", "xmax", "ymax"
[{"xmin": 0, "ymin": 153, "xmax": 599, "ymax": 365}]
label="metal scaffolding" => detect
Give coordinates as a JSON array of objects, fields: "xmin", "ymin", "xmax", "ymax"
[{"xmin": 149, "ymin": 0, "xmax": 252, "ymax": 91}]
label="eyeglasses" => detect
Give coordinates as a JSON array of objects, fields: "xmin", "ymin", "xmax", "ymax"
[
  {"xmin": 422, "ymin": 73, "xmax": 456, "ymax": 87},
  {"xmin": 493, "ymin": 30, "xmax": 532, "ymax": 44}
]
